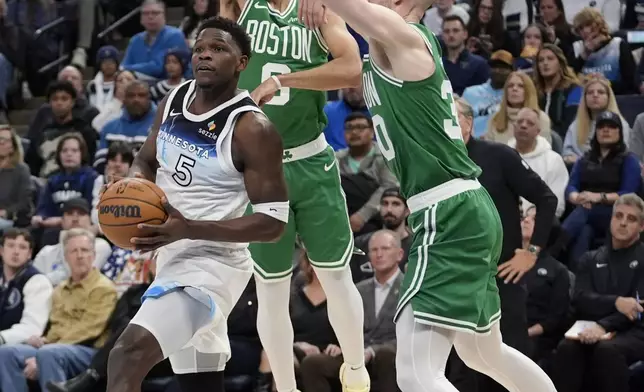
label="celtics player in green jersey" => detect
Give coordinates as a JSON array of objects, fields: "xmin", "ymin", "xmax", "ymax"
[
  {"xmin": 219, "ymin": 2, "xmax": 371, "ymax": 392},
  {"xmin": 301, "ymin": 0, "xmax": 558, "ymax": 391}
]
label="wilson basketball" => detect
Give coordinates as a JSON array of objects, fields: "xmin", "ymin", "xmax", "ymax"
[{"xmin": 98, "ymin": 178, "xmax": 168, "ymax": 249}]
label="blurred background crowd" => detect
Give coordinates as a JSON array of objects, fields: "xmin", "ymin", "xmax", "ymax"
[{"xmin": 2, "ymin": 0, "xmax": 644, "ymax": 391}]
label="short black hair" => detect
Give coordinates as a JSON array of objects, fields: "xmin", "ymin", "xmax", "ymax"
[
  {"xmin": 442, "ymin": 14, "xmax": 467, "ymax": 30},
  {"xmin": 2, "ymin": 228, "xmax": 34, "ymax": 250},
  {"xmin": 46, "ymin": 80, "xmax": 77, "ymax": 101},
  {"xmin": 344, "ymin": 112, "xmax": 373, "ymax": 128},
  {"xmin": 197, "ymin": 16, "xmax": 252, "ymax": 58},
  {"xmin": 107, "ymin": 141, "xmax": 135, "ymax": 165}
]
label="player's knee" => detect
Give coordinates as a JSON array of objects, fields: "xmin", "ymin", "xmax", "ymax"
[{"xmin": 109, "ymin": 324, "xmax": 162, "ymax": 370}]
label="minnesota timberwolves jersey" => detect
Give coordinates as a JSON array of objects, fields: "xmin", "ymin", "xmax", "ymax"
[{"xmin": 155, "ymin": 79, "xmax": 263, "ymax": 254}]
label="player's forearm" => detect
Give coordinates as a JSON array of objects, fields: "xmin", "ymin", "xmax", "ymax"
[
  {"xmin": 276, "ymin": 55, "xmax": 361, "ymax": 91},
  {"xmin": 129, "ymin": 157, "xmax": 157, "ymax": 182},
  {"xmin": 187, "ymin": 214, "xmax": 286, "ymax": 243}
]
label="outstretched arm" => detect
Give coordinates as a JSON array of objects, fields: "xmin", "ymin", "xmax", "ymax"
[{"xmin": 312, "ymin": 0, "xmax": 424, "ymax": 49}]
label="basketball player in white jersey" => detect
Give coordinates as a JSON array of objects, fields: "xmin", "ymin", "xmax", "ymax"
[{"xmin": 105, "ymin": 17, "xmax": 289, "ymax": 392}]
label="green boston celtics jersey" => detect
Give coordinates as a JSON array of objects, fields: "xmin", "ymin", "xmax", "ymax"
[
  {"xmin": 361, "ymin": 23, "xmax": 481, "ymax": 199},
  {"xmin": 238, "ymin": 0, "xmax": 329, "ymax": 148}
]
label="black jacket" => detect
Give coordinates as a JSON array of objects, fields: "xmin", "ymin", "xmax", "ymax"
[
  {"xmin": 573, "ymin": 242, "xmax": 644, "ymax": 333},
  {"xmin": 526, "ymin": 253, "xmax": 571, "ymax": 335},
  {"xmin": 467, "ymin": 138, "xmax": 558, "ymax": 264}
]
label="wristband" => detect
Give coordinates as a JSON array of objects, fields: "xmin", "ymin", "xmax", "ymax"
[{"xmin": 271, "ymin": 75, "xmax": 282, "ymax": 89}]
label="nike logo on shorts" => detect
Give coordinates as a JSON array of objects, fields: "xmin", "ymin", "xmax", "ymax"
[{"xmin": 324, "ymin": 160, "xmax": 337, "ymax": 172}]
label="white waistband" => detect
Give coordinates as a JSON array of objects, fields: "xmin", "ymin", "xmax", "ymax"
[
  {"xmin": 282, "ymin": 133, "xmax": 328, "ymax": 162},
  {"xmin": 407, "ymin": 178, "xmax": 481, "ymax": 213}
]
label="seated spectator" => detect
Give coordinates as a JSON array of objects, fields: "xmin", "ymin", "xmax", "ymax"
[
  {"xmin": 179, "ymin": 0, "xmax": 218, "ymax": 48},
  {"xmin": 563, "ymin": 75, "xmax": 630, "ymax": 164},
  {"xmin": 563, "ymin": 0, "xmax": 623, "ymax": 33},
  {"xmin": 323, "ymin": 85, "xmax": 369, "ymax": 151},
  {"xmin": 550, "ymin": 193, "xmax": 644, "ymax": 392},
  {"xmin": 336, "ymin": 112, "xmax": 398, "ymax": 234},
  {"xmin": 45, "ymin": 258, "xmax": 172, "ymax": 392},
  {"xmin": 300, "ymin": 230, "xmax": 401, "ymax": 392},
  {"xmin": 354, "ymin": 188, "xmax": 411, "ymax": 280},
  {"xmin": 94, "ymin": 80, "xmax": 156, "ymax": 171},
  {"xmin": 121, "ymin": 0, "xmax": 190, "ymax": 82},
  {"xmin": 0, "ymin": 125, "xmax": 32, "ymax": 230},
  {"xmin": 629, "ymin": 112, "xmax": 644, "ymax": 165},
  {"xmin": 484, "ymin": 71, "xmax": 552, "ymax": 144},
  {"xmin": 466, "ymin": 0, "xmax": 519, "ymax": 58},
  {"xmin": 31, "ymin": 135, "xmax": 97, "ymax": 242},
  {"xmin": 442, "ymin": 15, "xmax": 490, "ymax": 96},
  {"xmin": 25, "ymin": 81, "xmax": 97, "ymax": 178},
  {"xmin": 91, "ymin": 70, "xmax": 136, "ymax": 134},
  {"xmin": 149, "ymin": 48, "xmax": 189, "ymax": 104},
  {"xmin": 91, "ymin": 142, "xmax": 133, "ymax": 227},
  {"xmin": 538, "ymin": 0, "xmax": 576, "ymax": 62},
  {"xmin": 58, "ymin": 66, "xmax": 86, "ymax": 99},
  {"xmin": 521, "ymin": 207, "xmax": 571, "ymax": 362},
  {"xmin": 256, "ymin": 252, "xmax": 338, "ymax": 392},
  {"xmin": 0, "ymin": 229, "xmax": 53, "ymax": 346},
  {"xmin": 570, "ymin": 7, "xmax": 638, "ymax": 95},
  {"xmin": 33, "ymin": 198, "xmax": 111, "ymax": 286},
  {"xmin": 515, "ymin": 24, "xmax": 551, "ymax": 73},
  {"xmin": 86, "ymin": 46, "xmax": 120, "ymax": 113},
  {"xmin": 422, "ymin": 0, "xmax": 469, "ymax": 35},
  {"xmin": 534, "ymin": 43, "xmax": 582, "ymax": 139},
  {"xmin": 461, "ymin": 50, "xmax": 512, "ymax": 137},
  {"xmin": 562, "ymin": 111, "xmax": 642, "ymax": 268},
  {"xmin": 0, "ymin": 228, "xmax": 117, "ymax": 392},
  {"xmin": 508, "ymin": 108, "xmax": 568, "ymax": 217}
]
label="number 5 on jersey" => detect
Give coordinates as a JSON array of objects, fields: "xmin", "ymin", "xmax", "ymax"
[{"xmin": 173, "ymin": 154, "xmax": 196, "ymax": 187}]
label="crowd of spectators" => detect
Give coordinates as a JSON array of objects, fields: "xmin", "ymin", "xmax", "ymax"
[{"xmin": 2, "ymin": 0, "xmax": 644, "ymax": 391}]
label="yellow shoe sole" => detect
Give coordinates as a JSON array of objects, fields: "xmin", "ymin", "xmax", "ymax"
[{"xmin": 339, "ymin": 363, "xmax": 371, "ymax": 392}]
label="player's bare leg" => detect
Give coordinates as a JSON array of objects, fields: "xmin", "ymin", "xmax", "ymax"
[
  {"xmin": 395, "ymin": 305, "xmax": 556, "ymax": 392},
  {"xmin": 106, "ymin": 325, "xmax": 163, "ymax": 392},
  {"xmin": 313, "ymin": 266, "xmax": 370, "ymax": 392}
]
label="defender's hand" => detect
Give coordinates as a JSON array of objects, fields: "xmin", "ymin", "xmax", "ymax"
[
  {"xmin": 131, "ymin": 197, "xmax": 190, "ymax": 252},
  {"xmin": 251, "ymin": 77, "xmax": 280, "ymax": 107},
  {"xmin": 297, "ymin": 0, "xmax": 327, "ymax": 30}
]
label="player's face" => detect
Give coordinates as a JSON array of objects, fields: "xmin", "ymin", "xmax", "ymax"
[
  {"xmin": 611, "ymin": 204, "xmax": 644, "ymax": 243},
  {"xmin": 62, "ymin": 209, "xmax": 91, "ymax": 230},
  {"xmin": 59, "ymin": 138, "xmax": 82, "ymax": 169},
  {"xmin": 1, "ymin": 236, "xmax": 32, "ymax": 269},
  {"xmin": 192, "ymin": 29, "xmax": 248, "ymax": 89},
  {"xmin": 50, "ymin": 91, "xmax": 74, "ymax": 120},
  {"xmin": 368, "ymin": 234, "xmax": 402, "ymax": 273},
  {"xmin": 380, "ymin": 197, "xmax": 408, "ymax": 229},
  {"xmin": 64, "ymin": 235, "xmax": 96, "ymax": 277},
  {"xmin": 537, "ymin": 49, "xmax": 559, "ymax": 78}
]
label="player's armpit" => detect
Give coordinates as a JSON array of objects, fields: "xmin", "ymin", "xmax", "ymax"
[
  {"xmin": 316, "ymin": 0, "xmax": 424, "ymax": 50},
  {"xmin": 129, "ymin": 95, "xmax": 167, "ymax": 182},
  {"xmin": 275, "ymin": 10, "xmax": 361, "ymax": 91}
]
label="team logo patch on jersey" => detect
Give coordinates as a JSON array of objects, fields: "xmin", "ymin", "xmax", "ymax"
[
  {"xmin": 208, "ymin": 121, "xmax": 216, "ymax": 131},
  {"xmin": 537, "ymin": 268, "xmax": 548, "ymax": 276}
]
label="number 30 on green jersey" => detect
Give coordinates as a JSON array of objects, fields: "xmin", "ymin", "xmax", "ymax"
[{"xmin": 374, "ymin": 80, "xmax": 462, "ymax": 161}]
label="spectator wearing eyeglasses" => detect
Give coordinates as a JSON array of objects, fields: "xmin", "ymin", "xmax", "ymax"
[{"xmin": 336, "ymin": 112, "xmax": 398, "ymax": 235}]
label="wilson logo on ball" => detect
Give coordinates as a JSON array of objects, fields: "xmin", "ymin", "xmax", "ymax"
[{"xmin": 99, "ymin": 205, "xmax": 142, "ymax": 218}]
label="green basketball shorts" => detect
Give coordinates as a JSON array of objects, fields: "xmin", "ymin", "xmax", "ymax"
[
  {"xmin": 396, "ymin": 180, "xmax": 503, "ymax": 334},
  {"xmin": 250, "ymin": 135, "xmax": 354, "ymax": 281}
]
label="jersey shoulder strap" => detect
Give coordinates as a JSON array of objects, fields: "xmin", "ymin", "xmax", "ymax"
[{"xmin": 162, "ymin": 79, "xmax": 193, "ymax": 122}]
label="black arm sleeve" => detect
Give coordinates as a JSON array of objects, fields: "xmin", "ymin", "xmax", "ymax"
[{"xmin": 500, "ymin": 147, "xmax": 557, "ymax": 249}]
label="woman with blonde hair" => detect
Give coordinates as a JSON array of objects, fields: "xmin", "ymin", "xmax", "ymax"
[
  {"xmin": 0, "ymin": 125, "xmax": 33, "ymax": 230},
  {"xmin": 534, "ymin": 43, "xmax": 582, "ymax": 138},
  {"xmin": 562, "ymin": 75, "xmax": 630, "ymax": 164},
  {"xmin": 485, "ymin": 71, "xmax": 552, "ymax": 145},
  {"xmin": 570, "ymin": 7, "xmax": 637, "ymax": 95}
]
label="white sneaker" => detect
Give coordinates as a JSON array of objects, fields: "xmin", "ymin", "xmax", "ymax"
[{"xmin": 71, "ymin": 47, "xmax": 87, "ymax": 69}]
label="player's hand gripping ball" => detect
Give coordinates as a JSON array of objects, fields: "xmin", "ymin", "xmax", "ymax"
[{"xmin": 97, "ymin": 178, "xmax": 168, "ymax": 249}]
